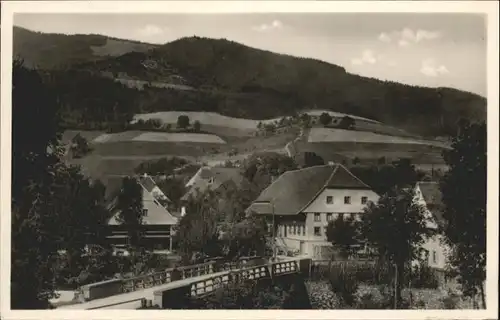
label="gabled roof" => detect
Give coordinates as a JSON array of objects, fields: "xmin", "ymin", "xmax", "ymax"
[
  {"xmin": 247, "ymin": 164, "xmax": 372, "ymax": 216},
  {"xmin": 182, "ymin": 166, "xmax": 246, "ymax": 201},
  {"xmin": 138, "ymin": 175, "xmax": 156, "ymax": 193},
  {"xmin": 108, "ymin": 196, "xmax": 178, "ymax": 226},
  {"xmin": 416, "ymin": 181, "xmax": 446, "ymax": 228},
  {"xmin": 138, "ymin": 175, "xmax": 171, "ymax": 203}
]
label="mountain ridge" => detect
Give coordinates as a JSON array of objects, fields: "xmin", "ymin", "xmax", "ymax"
[{"xmin": 13, "ymin": 27, "xmax": 486, "ymax": 137}]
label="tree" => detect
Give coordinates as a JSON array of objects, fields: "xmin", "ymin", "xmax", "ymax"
[
  {"xmin": 319, "ymin": 112, "xmax": 333, "ymax": 126},
  {"xmin": 156, "ymin": 177, "xmax": 186, "ymax": 209},
  {"xmin": 116, "ymin": 177, "xmax": 145, "ymax": 250},
  {"xmin": 193, "ymin": 120, "xmax": 201, "ymax": 132},
  {"xmin": 338, "ymin": 116, "xmax": 355, "ymax": 130},
  {"xmin": 175, "ymin": 189, "xmax": 224, "ymax": 263},
  {"xmin": 350, "ymin": 159, "xmax": 425, "ymax": 195},
  {"xmin": 303, "ymin": 152, "xmax": 325, "ymax": 168},
  {"xmin": 361, "ymin": 188, "xmax": 431, "ymax": 308},
  {"xmin": 326, "ymin": 216, "xmax": 360, "ymax": 259},
  {"xmin": 11, "ymin": 60, "xmax": 108, "ymax": 309},
  {"xmin": 223, "ymin": 214, "xmax": 268, "ymax": 259},
  {"xmin": 440, "ymin": 120, "xmax": 486, "ymax": 308},
  {"xmin": 70, "ymin": 133, "xmax": 92, "ymax": 158},
  {"xmin": 177, "ymin": 115, "xmax": 190, "ymax": 129},
  {"xmin": 241, "ymin": 152, "xmax": 298, "ymax": 194},
  {"xmin": 299, "ymin": 113, "xmax": 311, "ymax": 128}
]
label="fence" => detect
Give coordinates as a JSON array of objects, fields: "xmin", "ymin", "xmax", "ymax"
[
  {"xmin": 188, "ymin": 259, "xmax": 301, "ymax": 298},
  {"xmin": 78, "ymin": 257, "xmax": 266, "ymax": 302},
  {"xmin": 79, "ymin": 261, "xmax": 218, "ymax": 301}
]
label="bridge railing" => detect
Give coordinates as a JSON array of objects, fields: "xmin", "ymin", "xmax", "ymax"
[
  {"xmin": 79, "ymin": 261, "xmax": 218, "ymax": 301},
  {"xmin": 188, "ymin": 258, "xmax": 303, "ymax": 298}
]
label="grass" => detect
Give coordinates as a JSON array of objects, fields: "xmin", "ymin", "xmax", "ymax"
[
  {"xmin": 295, "ymin": 139, "xmax": 447, "ymax": 166},
  {"xmin": 131, "ymin": 132, "xmax": 226, "ymax": 144},
  {"xmin": 306, "ymin": 280, "xmax": 478, "ymax": 309},
  {"xmin": 91, "ymin": 141, "xmax": 224, "ymax": 157},
  {"xmin": 133, "ymin": 111, "xmax": 264, "ymax": 131},
  {"xmin": 308, "ymin": 127, "xmax": 449, "ymax": 148},
  {"xmin": 305, "ymin": 109, "xmax": 380, "ymax": 124}
]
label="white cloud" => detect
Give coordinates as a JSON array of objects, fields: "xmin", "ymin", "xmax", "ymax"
[
  {"xmin": 420, "ymin": 58, "xmax": 450, "ymax": 77},
  {"xmin": 351, "ymin": 49, "xmax": 377, "ymax": 66},
  {"xmin": 135, "ymin": 24, "xmax": 169, "ymax": 38},
  {"xmin": 398, "ymin": 39, "xmax": 410, "ymax": 47},
  {"xmin": 379, "ymin": 28, "xmax": 442, "ymax": 46},
  {"xmin": 252, "ymin": 20, "xmax": 284, "ymax": 32},
  {"xmin": 378, "ymin": 32, "xmax": 392, "ymax": 43}
]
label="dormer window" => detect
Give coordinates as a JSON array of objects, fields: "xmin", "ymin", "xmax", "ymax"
[{"xmin": 208, "ymin": 177, "xmax": 215, "ymax": 184}]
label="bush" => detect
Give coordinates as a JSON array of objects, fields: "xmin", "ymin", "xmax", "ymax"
[
  {"xmin": 329, "ymin": 270, "xmax": 358, "ymax": 307},
  {"xmin": 439, "ymin": 289, "xmax": 460, "ymax": 309},
  {"xmin": 306, "ymin": 280, "xmax": 340, "ymax": 309},
  {"xmin": 408, "ymin": 265, "xmax": 439, "ymax": 289}
]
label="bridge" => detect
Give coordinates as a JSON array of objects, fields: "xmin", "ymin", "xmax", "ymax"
[{"xmin": 58, "ymin": 257, "xmax": 312, "ymax": 310}]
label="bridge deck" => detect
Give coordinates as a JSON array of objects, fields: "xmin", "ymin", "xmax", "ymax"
[
  {"xmin": 58, "ymin": 269, "xmax": 236, "ymax": 310},
  {"xmin": 58, "ymin": 257, "xmax": 306, "ymax": 310}
]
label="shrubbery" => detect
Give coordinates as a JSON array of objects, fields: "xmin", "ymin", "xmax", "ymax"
[{"xmin": 191, "ymin": 275, "xmax": 311, "ymax": 309}]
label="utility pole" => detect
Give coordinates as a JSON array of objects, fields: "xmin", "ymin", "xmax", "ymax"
[
  {"xmin": 394, "ymin": 263, "xmax": 398, "ymax": 309},
  {"xmin": 272, "ymin": 201, "xmax": 276, "ymax": 261}
]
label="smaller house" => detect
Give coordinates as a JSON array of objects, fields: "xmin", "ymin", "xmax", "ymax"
[
  {"xmin": 413, "ymin": 181, "xmax": 450, "ymax": 274},
  {"xmin": 106, "ymin": 174, "xmax": 178, "ymax": 251},
  {"xmin": 180, "ymin": 166, "xmax": 247, "ymax": 216}
]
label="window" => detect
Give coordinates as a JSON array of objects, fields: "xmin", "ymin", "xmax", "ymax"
[
  {"xmin": 314, "ymin": 213, "xmax": 321, "ymax": 222},
  {"xmin": 344, "ymin": 196, "xmax": 351, "ymax": 204},
  {"xmin": 332, "ymin": 213, "xmax": 339, "ymax": 220},
  {"xmin": 432, "ymin": 251, "xmax": 438, "ymax": 264},
  {"xmin": 208, "ymin": 177, "xmax": 214, "ymax": 184},
  {"xmin": 293, "ymin": 225, "xmax": 297, "ymax": 235},
  {"xmin": 326, "ymin": 196, "xmax": 333, "ymax": 204},
  {"xmin": 327, "ymin": 213, "xmax": 333, "ymax": 221},
  {"xmin": 142, "ymin": 209, "xmax": 148, "ymax": 217},
  {"xmin": 302, "ymin": 226, "xmax": 306, "ymax": 236},
  {"xmin": 361, "ymin": 196, "xmax": 368, "ymax": 205},
  {"xmin": 339, "ymin": 213, "xmax": 344, "ymax": 220},
  {"xmin": 314, "ymin": 227, "xmax": 321, "ymax": 236}
]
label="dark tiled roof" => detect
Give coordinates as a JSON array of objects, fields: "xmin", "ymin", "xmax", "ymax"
[
  {"xmin": 108, "ymin": 197, "xmax": 178, "ymax": 226},
  {"xmin": 138, "ymin": 175, "xmax": 156, "ymax": 193},
  {"xmin": 247, "ymin": 164, "xmax": 371, "ymax": 216},
  {"xmin": 417, "ymin": 181, "xmax": 446, "ymax": 227}
]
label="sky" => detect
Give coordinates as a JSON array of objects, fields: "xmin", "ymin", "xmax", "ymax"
[{"xmin": 14, "ymin": 13, "xmax": 487, "ymax": 96}]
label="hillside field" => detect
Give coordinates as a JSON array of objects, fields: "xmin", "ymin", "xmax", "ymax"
[{"xmin": 308, "ymin": 128, "xmax": 449, "ymax": 148}]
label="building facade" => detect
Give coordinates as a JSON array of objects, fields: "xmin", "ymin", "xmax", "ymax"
[
  {"xmin": 247, "ymin": 164, "xmax": 379, "ymax": 259},
  {"xmin": 413, "ymin": 181, "xmax": 450, "ymax": 271},
  {"xmin": 106, "ymin": 174, "xmax": 178, "ymax": 252}
]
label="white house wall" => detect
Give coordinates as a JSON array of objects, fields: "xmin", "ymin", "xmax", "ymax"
[
  {"xmin": 274, "ymin": 188, "xmax": 379, "ymax": 258},
  {"xmin": 303, "ymin": 188, "xmax": 379, "ymax": 214}
]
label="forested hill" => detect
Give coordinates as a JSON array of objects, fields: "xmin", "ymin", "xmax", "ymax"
[
  {"xmin": 12, "ymin": 26, "xmax": 157, "ymax": 69},
  {"xmin": 13, "ymin": 29, "xmax": 487, "ymax": 137}
]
